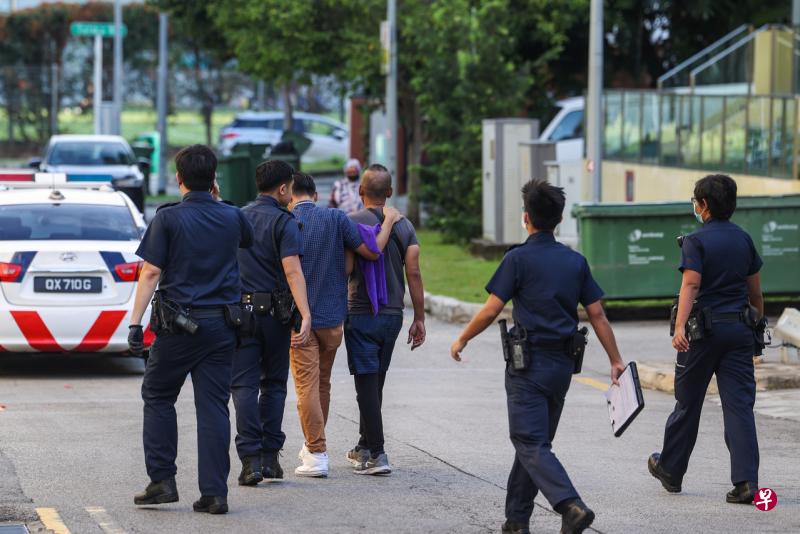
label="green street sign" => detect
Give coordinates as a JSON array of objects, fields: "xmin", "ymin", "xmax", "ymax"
[{"xmin": 70, "ymin": 22, "xmax": 128, "ymax": 38}]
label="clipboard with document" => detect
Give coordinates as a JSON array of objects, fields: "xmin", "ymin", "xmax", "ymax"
[{"xmin": 604, "ymin": 361, "xmax": 645, "ymax": 437}]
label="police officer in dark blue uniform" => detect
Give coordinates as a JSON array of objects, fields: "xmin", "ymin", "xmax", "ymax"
[
  {"xmin": 450, "ymin": 180, "xmax": 626, "ymax": 534},
  {"xmin": 231, "ymin": 159, "xmax": 312, "ymax": 485},
  {"xmin": 127, "ymin": 145, "xmax": 253, "ymax": 515},
  {"xmin": 649, "ymin": 174, "xmax": 764, "ymax": 504}
]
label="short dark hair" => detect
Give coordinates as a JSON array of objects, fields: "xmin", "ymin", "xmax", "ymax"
[
  {"xmin": 521, "ymin": 179, "xmax": 565, "ymax": 232},
  {"xmin": 255, "ymin": 159, "xmax": 295, "ymax": 192},
  {"xmin": 292, "ymin": 172, "xmax": 316, "ymax": 196},
  {"xmin": 694, "ymin": 174, "xmax": 737, "ymax": 220},
  {"xmin": 362, "ymin": 163, "xmax": 392, "ymax": 199},
  {"xmin": 175, "ymin": 144, "xmax": 217, "ymax": 191}
]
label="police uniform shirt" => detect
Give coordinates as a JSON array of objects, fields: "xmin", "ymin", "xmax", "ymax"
[
  {"xmin": 136, "ymin": 191, "xmax": 253, "ymax": 306},
  {"xmin": 238, "ymin": 195, "xmax": 303, "ymax": 294},
  {"xmin": 486, "ymin": 232, "xmax": 604, "ymax": 345},
  {"xmin": 679, "ymin": 219, "xmax": 763, "ymax": 314}
]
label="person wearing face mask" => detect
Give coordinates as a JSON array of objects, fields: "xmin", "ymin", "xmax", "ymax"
[
  {"xmin": 649, "ymin": 174, "xmax": 764, "ymax": 506},
  {"xmin": 329, "ymin": 158, "xmax": 364, "ymax": 214}
]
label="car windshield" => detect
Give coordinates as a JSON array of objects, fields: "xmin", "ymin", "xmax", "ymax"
[
  {"xmin": 547, "ymin": 110, "xmax": 584, "ymax": 142},
  {"xmin": 48, "ymin": 141, "xmax": 135, "ymax": 166},
  {"xmin": 0, "ymin": 204, "xmax": 139, "ymax": 241}
]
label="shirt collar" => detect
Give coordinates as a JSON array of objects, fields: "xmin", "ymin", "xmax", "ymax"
[
  {"xmin": 525, "ymin": 232, "xmax": 556, "ymax": 245},
  {"xmin": 293, "ymin": 200, "xmax": 315, "ymax": 210},
  {"xmin": 182, "ymin": 191, "xmax": 214, "ymax": 202},
  {"xmin": 256, "ymin": 194, "xmax": 282, "ymax": 208}
]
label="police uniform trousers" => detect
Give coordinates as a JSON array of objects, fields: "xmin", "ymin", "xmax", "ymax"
[
  {"xmin": 505, "ymin": 350, "xmax": 580, "ymax": 523},
  {"xmin": 141, "ymin": 317, "xmax": 236, "ymax": 497},
  {"xmin": 231, "ymin": 313, "xmax": 292, "ymax": 459},
  {"xmin": 659, "ymin": 321, "xmax": 759, "ymax": 486}
]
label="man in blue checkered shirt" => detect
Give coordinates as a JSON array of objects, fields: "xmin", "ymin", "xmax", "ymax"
[{"xmin": 288, "ymin": 172, "xmax": 400, "ymax": 478}]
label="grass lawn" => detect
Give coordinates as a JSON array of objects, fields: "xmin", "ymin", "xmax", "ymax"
[{"xmin": 417, "ymin": 230, "xmax": 499, "ymax": 304}]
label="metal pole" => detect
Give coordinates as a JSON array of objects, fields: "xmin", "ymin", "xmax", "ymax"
[
  {"xmin": 793, "ymin": 0, "xmax": 800, "ymax": 94},
  {"xmin": 385, "ymin": 0, "xmax": 398, "ymax": 206},
  {"xmin": 157, "ymin": 13, "xmax": 169, "ymax": 195},
  {"xmin": 256, "ymin": 80, "xmax": 265, "ymax": 110},
  {"xmin": 93, "ymin": 34, "xmax": 102, "ymax": 135},
  {"xmin": 50, "ymin": 62, "xmax": 58, "ymax": 136},
  {"xmin": 112, "ymin": 0, "xmax": 123, "ymax": 135},
  {"xmin": 587, "ymin": 0, "xmax": 603, "ymax": 202}
]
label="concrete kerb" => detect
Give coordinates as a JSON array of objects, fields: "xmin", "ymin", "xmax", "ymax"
[
  {"xmin": 405, "ymin": 291, "xmax": 589, "ymax": 324},
  {"xmin": 636, "ymin": 361, "xmax": 800, "ymax": 394}
]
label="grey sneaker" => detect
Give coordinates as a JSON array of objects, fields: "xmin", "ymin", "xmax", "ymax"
[
  {"xmin": 354, "ymin": 453, "xmax": 392, "ymax": 476},
  {"xmin": 346, "ymin": 447, "xmax": 370, "ymax": 467}
]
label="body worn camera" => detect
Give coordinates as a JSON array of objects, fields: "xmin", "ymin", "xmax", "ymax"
[{"xmin": 499, "ymin": 319, "xmax": 530, "ymax": 371}]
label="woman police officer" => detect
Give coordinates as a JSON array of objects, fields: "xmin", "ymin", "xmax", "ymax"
[{"xmin": 648, "ymin": 174, "xmax": 764, "ymax": 504}]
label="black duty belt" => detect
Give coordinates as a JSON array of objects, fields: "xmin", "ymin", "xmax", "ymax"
[
  {"xmin": 241, "ymin": 292, "xmax": 272, "ymax": 314},
  {"xmin": 189, "ymin": 307, "xmax": 227, "ymax": 319},
  {"xmin": 712, "ymin": 312, "xmax": 746, "ymax": 324},
  {"xmin": 530, "ymin": 341, "xmax": 570, "ymax": 353}
]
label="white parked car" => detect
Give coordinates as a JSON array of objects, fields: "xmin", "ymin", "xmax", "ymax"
[
  {"xmin": 539, "ymin": 96, "xmax": 584, "ymax": 161},
  {"xmin": 218, "ymin": 111, "xmax": 348, "ymax": 163},
  {"xmin": 0, "ymin": 173, "xmax": 152, "ymax": 356}
]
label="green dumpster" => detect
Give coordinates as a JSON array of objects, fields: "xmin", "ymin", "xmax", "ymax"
[
  {"xmin": 131, "ymin": 142, "xmax": 154, "ymax": 195},
  {"xmin": 573, "ymin": 195, "xmax": 800, "ymax": 299},
  {"xmin": 134, "ymin": 132, "xmax": 160, "ymax": 171},
  {"xmin": 216, "ymin": 153, "xmax": 252, "ymax": 207}
]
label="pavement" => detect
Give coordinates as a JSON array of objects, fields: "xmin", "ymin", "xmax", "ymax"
[{"xmin": 0, "ymin": 317, "xmax": 798, "ymax": 533}]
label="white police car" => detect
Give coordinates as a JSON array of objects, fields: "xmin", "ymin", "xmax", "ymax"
[{"xmin": 0, "ymin": 172, "xmax": 152, "ymax": 356}]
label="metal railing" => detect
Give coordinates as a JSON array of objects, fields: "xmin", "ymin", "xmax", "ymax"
[{"xmin": 603, "ymin": 89, "xmax": 799, "ymax": 179}]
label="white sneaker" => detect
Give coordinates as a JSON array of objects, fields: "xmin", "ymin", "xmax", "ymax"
[
  {"xmin": 298, "ymin": 443, "xmax": 309, "ymax": 461},
  {"xmin": 294, "ymin": 451, "xmax": 329, "ymax": 478}
]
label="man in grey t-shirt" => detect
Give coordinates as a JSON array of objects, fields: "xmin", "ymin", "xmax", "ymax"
[{"xmin": 344, "ymin": 164, "xmax": 426, "ymax": 475}]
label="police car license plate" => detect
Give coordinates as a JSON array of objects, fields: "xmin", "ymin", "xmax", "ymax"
[{"xmin": 34, "ymin": 276, "xmax": 102, "ymax": 293}]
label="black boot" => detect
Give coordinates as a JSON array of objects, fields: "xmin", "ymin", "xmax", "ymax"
[
  {"xmin": 726, "ymin": 481, "xmax": 757, "ymax": 504},
  {"xmin": 134, "ymin": 477, "xmax": 179, "ymax": 505},
  {"xmin": 558, "ymin": 499, "xmax": 595, "ymax": 534},
  {"xmin": 501, "ymin": 520, "xmax": 531, "ymax": 534},
  {"xmin": 261, "ymin": 450, "xmax": 284, "ymax": 481},
  {"xmin": 238, "ymin": 455, "xmax": 264, "ymax": 486},
  {"xmin": 648, "ymin": 453, "xmax": 682, "ymax": 493},
  {"xmin": 193, "ymin": 495, "xmax": 228, "ymax": 515}
]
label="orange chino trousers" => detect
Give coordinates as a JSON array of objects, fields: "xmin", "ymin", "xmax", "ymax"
[{"xmin": 290, "ymin": 325, "xmax": 344, "ymax": 453}]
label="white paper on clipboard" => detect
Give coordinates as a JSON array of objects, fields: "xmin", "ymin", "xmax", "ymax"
[{"xmin": 604, "ymin": 361, "xmax": 645, "ymax": 437}]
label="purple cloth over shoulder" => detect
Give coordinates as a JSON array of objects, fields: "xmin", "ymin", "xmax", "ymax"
[{"xmin": 356, "ymin": 223, "xmax": 388, "ymax": 314}]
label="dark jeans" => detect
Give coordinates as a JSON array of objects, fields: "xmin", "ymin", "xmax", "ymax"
[
  {"xmin": 659, "ymin": 322, "xmax": 759, "ymax": 486},
  {"xmin": 505, "ymin": 350, "xmax": 579, "ymax": 524},
  {"xmin": 141, "ymin": 317, "xmax": 235, "ymax": 498},
  {"xmin": 231, "ymin": 313, "xmax": 291, "ymax": 459},
  {"xmin": 344, "ymin": 313, "xmax": 403, "ymax": 456}
]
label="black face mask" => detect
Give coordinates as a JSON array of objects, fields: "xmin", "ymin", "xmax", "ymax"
[{"xmin": 346, "ymin": 174, "xmax": 359, "ymax": 182}]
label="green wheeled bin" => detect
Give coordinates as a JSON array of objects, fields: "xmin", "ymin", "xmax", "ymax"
[
  {"xmin": 131, "ymin": 142, "xmax": 155, "ymax": 195},
  {"xmin": 216, "ymin": 153, "xmax": 253, "ymax": 207},
  {"xmin": 573, "ymin": 195, "xmax": 800, "ymax": 299}
]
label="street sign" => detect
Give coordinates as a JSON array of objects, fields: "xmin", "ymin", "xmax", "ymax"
[{"xmin": 70, "ymin": 22, "xmax": 127, "ymax": 38}]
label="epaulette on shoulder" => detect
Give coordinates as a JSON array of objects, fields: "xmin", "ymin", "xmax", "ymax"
[{"xmin": 155, "ymin": 202, "xmax": 179, "ymax": 212}]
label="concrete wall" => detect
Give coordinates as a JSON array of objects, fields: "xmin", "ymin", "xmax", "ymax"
[{"xmin": 601, "ymin": 160, "xmax": 800, "ymax": 202}]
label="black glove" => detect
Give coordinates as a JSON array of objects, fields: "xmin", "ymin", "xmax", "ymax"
[{"xmin": 128, "ymin": 324, "xmax": 145, "ymax": 356}]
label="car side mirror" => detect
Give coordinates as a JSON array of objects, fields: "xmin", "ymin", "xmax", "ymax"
[
  {"xmin": 137, "ymin": 158, "xmax": 151, "ymax": 172},
  {"xmin": 28, "ymin": 157, "xmax": 42, "ymax": 170}
]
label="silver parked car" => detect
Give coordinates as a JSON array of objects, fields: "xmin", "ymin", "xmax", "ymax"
[
  {"xmin": 30, "ymin": 135, "xmax": 149, "ymax": 213},
  {"xmin": 218, "ymin": 111, "xmax": 348, "ymax": 163}
]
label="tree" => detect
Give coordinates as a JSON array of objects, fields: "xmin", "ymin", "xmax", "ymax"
[{"xmin": 207, "ymin": 0, "xmax": 382, "ymax": 132}]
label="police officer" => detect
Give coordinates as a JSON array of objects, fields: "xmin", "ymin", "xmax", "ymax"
[
  {"xmin": 128, "ymin": 145, "xmax": 253, "ymax": 515},
  {"xmin": 649, "ymin": 174, "xmax": 763, "ymax": 504},
  {"xmin": 450, "ymin": 180, "xmax": 626, "ymax": 534},
  {"xmin": 231, "ymin": 159, "xmax": 312, "ymax": 485}
]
